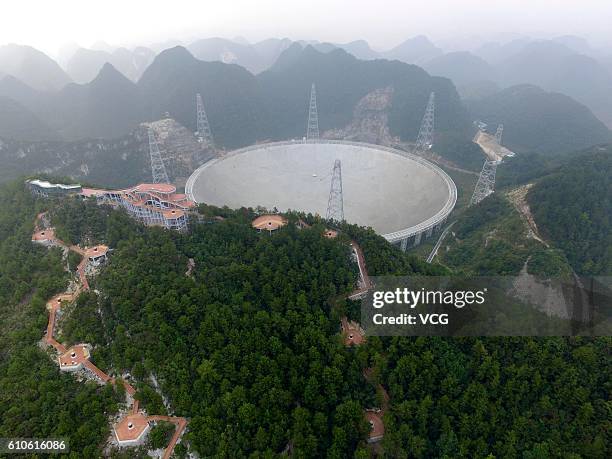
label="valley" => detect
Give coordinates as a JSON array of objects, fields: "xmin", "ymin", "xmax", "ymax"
[{"xmin": 0, "ymin": 7, "xmax": 611, "ymax": 458}]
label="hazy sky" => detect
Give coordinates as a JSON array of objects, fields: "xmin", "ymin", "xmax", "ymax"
[{"xmin": 2, "ymin": 0, "xmax": 612, "ymax": 55}]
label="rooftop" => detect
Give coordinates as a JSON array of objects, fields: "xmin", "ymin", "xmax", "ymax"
[
  {"xmin": 58, "ymin": 345, "xmax": 90, "ymax": 368},
  {"xmin": 46, "ymin": 293, "xmax": 76, "ymax": 310},
  {"xmin": 162, "ymin": 209, "xmax": 186, "ymax": 219},
  {"xmin": 341, "ymin": 317, "xmax": 365, "ymax": 346},
  {"xmin": 324, "ymin": 229, "xmax": 338, "ymax": 239},
  {"xmin": 252, "ymin": 214, "xmax": 288, "ymax": 231},
  {"xmin": 83, "ymin": 184, "xmax": 196, "ymax": 215},
  {"xmin": 85, "ymin": 245, "xmax": 109, "ymax": 259},
  {"xmin": 114, "ymin": 413, "xmax": 150, "ymax": 443},
  {"xmin": 365, "ymin": 411, "xmax": 384, "ymax": 442},
  {"xmin": 132, "ymin": 183, "xmax": 176, "ymax": 194},
  {"xmin": 32, "ymin": 228, "xmax": 56, "ymax": 242}
]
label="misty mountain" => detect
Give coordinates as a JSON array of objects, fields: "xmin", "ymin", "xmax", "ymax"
[
  {"xmin": 65, "ymin": 46, "xmax": 155, "ymax": 83},
  {"xmin": 494, "ymin": 41, "xmax": 612, "ymax": 127},
  {"xmin": 138, "ymin": 46, "xmax": 262, "ymax": 148},
  {"xmin": 1, "ymin": 46, "xmax": 264, "ymax": 145},
  {"xmin": 66, "ymin": 48, "xmax": 114, "ymax": 83},
  {"xmin": 90, "ymin": 41, "xmax": 116, "ymax": 53},
  {"xmin": 251, "ymin": 38, "xmax": 294, "ymax": 67},
  {"xmin": 188, "ymin": 38, "xmax": 260, "ymax": 70},
  {"xmin": 48, "ymin": 63, "xmax": 146, "ymax": 139},
  {"xmin": 333, "ymin": 40, "xmax": 380, "ymax": 60},
  {"xmin": 312, "ymin": 40, "xmax": 381, "ymax": 60},
  {"xmin": 112, "ymin": 47, "xmax": 156, "ymax": 80},
  {"xmin": 0, "ymin": 118, "xmax": 210, "ymax": 188},
  {"xmin": 0, "ymin": 132, "xmax": 149, "ymax": 187},
  {"xmin": 422, "ymin": 51, "xmax": 497, "ymax": 90},
  {"xmin": 259, "ymin": 44, "xmax": 471, "ymax": 147},
  {"xmin": 0, "ymin": 44, "xmax": 71, "ymax": 91},
  {"xmin": 0, "ymin": 43, "xmax": 473, "ymax": 151},
  {"xmin": 0, "ymin": 75, "xmax": 44, "ymax": 112},
  {"xmin": 149, "ymin": 39, "xmax": 184, "ymax": 53},
  {"xmin": 473, "ymin": 38, "xmax": 532, "ymax": 64},
  {"xmin": 551, "ymin": 35, "xmax": 594, "ymax": 56},
  {"xmin": 0, "ymin": 97, "xmax": 58, "ymax": 141},
  {"xmin": 467, "ymin": 84, "xmax": 611, "ymax": 154},
  {"xmin": 57, "ymin": 41, "xmax": 81, "ymax": 68},
  {"xmin": 138, "ymin": 44, "xmax": 472, "ymax": 150},
  {"xmin": 454, "ymin": 80, "xmax": 501, "ymax": 101},
  {"xmin": 383, "ymin": 35, "xmax": 443, "ymax": 64},
  {"xmin": 186, "ymin": 37, "xmax": 298, "ymax": 75},
  {"xmin": 186, "ymin": 36, "xmax": 382, "ymax": 74}
]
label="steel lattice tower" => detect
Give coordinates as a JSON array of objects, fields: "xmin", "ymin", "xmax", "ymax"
[
  {"xmin": 326, "ymin": 160, "xmax": 344, "ymax": 222},
  {"xmin": 307, "ymin": 83, "xmax": 319, "ymax": 140},
  {"xmin": 470, "ymin": 159, "xmax": 498, "ymax": 206},
  {"xmin": 196, "ymin": 93, "xmax": 215, "ymax": 148},
  {"xmin": 495, "ymin": 124, "xmax": 504, "ymax": 145},
  {"xmin": 414, "ymin": 92, "xmax": 435, "ymax": 153},
  {"xmin": 148, "ymin": 128, "xmax": 170, "ymax": 184}
]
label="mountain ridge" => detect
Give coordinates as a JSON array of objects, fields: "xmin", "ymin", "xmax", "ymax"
[
  {"xmin": 0, "ymin": 44, "xmax": 71, "ymax": 91},
  {"xmin": 468, "ymin": 84, "xmax": 612, "ymax": 154}
]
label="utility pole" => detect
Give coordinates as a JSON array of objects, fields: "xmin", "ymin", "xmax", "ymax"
[
  {"xmin": 307, "ymin": 83, "xmax": 320, "ymax": 140},
  {"xmin": 470, "ymin": 159, "xmax": 498, "ymax": 206},
  {"xmin": 148, "ymin": 128, "xmax": 170, "ymax": 184},
  {"xmin": 196, "ymin": 93, "xmax": 215, "ymax": 148},
  {"xmin": 326, "ymin": 160, "xmax": 344, "ymax": 222},
  {"xmin": 414, "ymin": 92, "xmax": 435, "ymax": 153}
]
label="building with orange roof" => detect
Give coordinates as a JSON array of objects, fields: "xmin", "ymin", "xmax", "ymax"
[
  {"xmin": 32, "ymin": 228, "xmax": 56, "ymax": 246},
  {"xmin": 58, "ymin": 344, "xmax": 91, "ymax": 372},
  {"xmin": 324, "ymin": 229, "xmax": 338, "ymax": 239},
  {"xmin": 341, "ymin": 317, "xmax": 365, "ymax": 346},
  {"xmin": 365, "ymin": 410, "xmax": 384, "ymax": 443},
  {"xmin": 46, "ymin": 293, "xmax": 75, "ymax": 311},
  {"xmin": 113, "ymin": 413, "xmax": 151, "ymax": 447},
  {"xmin": 252, "ymin": 214, "xmax": 288, "ymax": 233},
  {"xmin": 82, "ymin": 183, "xmax": 195, "ymax": 231},
  {"xmin": 85, "ymin": 245, "xmax": 109, "ymax": 266}
]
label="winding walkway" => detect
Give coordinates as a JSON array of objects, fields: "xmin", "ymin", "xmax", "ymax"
[
  {"xmin": 32, "ymin": 213, "xmax": 187, "ymax": 458},
  {"xmin": 426, "ymin": 220, "xmax": 456, "ymax": 263},
  {"xmin": 337, "ymin": 235, "xmax": 387, "ymax": 444},
  {"xmin": 36, "ymin": 210, "xmax": 383, "ymax": 452}
]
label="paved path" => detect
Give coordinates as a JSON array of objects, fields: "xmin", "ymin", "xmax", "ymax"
[
  {"xmin": 32, "ymin": 212, "xmax": 187, "ymax": 457},
  {"xmin": 348, "ymin": 241, "xmax": 372, "ymax": 299},
  {"xmin": 426, "ymin": 221, "xmax": 456, "ymax": 263}
]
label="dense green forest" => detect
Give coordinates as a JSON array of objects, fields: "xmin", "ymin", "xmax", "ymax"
[
  {"xmin": 528, "ymin": 149, "xmax": 612, "ymax": 275},
  {"xmin": 0, "ymin": 181, "xmax": 122, "ymax": 458},
  {"xmin": 370, "ymin": 195, "xmax": 609, "ymax": 458},
  {"xmin": 489, "ymin": 144, "xmax": 612, "ymax": 277},
  {"xmin": 368, "ymin": 335, "xmax": 609, "ymax": 458},
  {"xmin": 432, "ymin": 139, "xmax": 488, "ymax": 172},
  {"xmin": 50, "ymin": 198, "xmax": 383, "ymax": 456},
  {"xmin": 441, "ymin": 194, "xmax": 571, "ymax": 277},
  {"xmin": 1, "ymin": 181, "xmax": 610, "ymax": 457},
  {"xmin": 496, "ymin": 152, "xmax": 558, "ymax": 190},
  {"xmin": 467, "ymin": 84, "xmax": 611, "ymax": 155}
]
